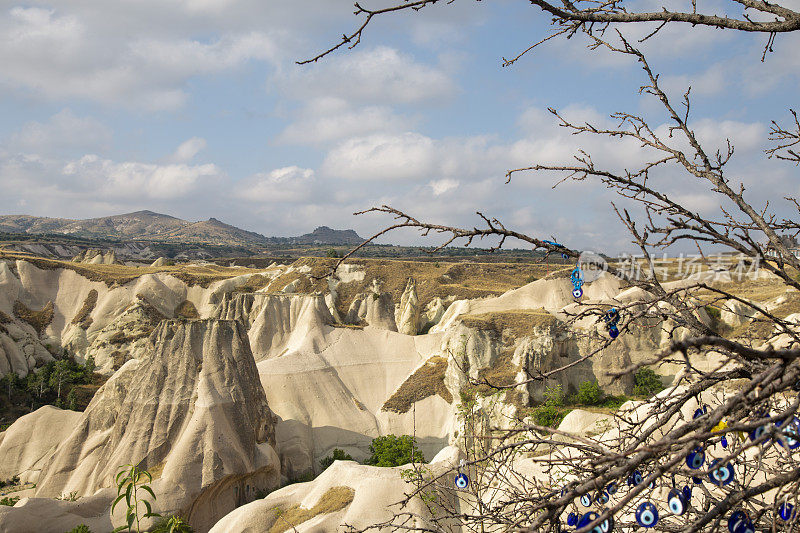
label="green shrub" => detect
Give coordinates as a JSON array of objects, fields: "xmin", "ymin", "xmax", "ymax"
[
  {"xmin": 543, "ymin": 383, "xmax": 564, "ymax": 407},
  {"xmin": 366, "ymin": 435, "xmax": 425, "ymax": 467},
  {"xmin": 633, "ymin": 368, "xmax": 663, "ymax": 397},
  {"xmin": 0, "ymin": 496, "xmax": 19, "ymax": 506},
  {"xmin": 149, "ymin": 515, "xmax": 193, "ymax": 533},
  {"xmin": 532, "ymin": 404, "xmax": 567, "ymax": 427},
  {"xmin": 577, "ymin": 381, "xmax": 604, "ymax": 406},
  {"xmin": 65, "ymin": 526, "xmax": 92, "ymax": 533},
  {"xmin": 319, "ymin": 448, "xmax": 353, "ymax": 471}
]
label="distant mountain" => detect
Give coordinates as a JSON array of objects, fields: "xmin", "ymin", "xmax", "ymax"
[
  {"xmin": 0, "ymin": 212, "xmax": 365, "ymax": 248},
  {"xmin": 292, "ymin": 226, "xmax": 366, "ymax": 245}
]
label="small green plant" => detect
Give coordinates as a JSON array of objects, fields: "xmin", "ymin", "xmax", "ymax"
[
  {"xmin": 319, "ymin": 448, "xmax": 354, "ymax": 471},
  {"xmin": 111, "ymin": 464, "xmax": 160, "ymax": 533},
  {"xmin": 366, "ymin": 435, "xmax": 426, "ymax": 467},
  {"xmin": 633, "ymin": 368, "xmax": 664, "ymax": 397},
  {"xmin": 0, "ymin": 496, "xmax": 19, "ymax": 506},
  {"xmin": 326, "ymin": 248, "xmax": 340, "ymax": 258},
  {"xmin": 577, "ymin": 380, "xmax": 604, "ymax": 406},
  {"xmin": 150, "ymin": 515, "xmax": 193, "ymax": 533},
  {"xmin": 543, "ymin": 383, "xmax": 564, "ymax": 407},
  {"xmin": 65, "ymin": 525, "xmax": 92, "ymax": 533},
  {"xmin": 66, "ymin": 388, "xmax": 78, "ymax": 410}
]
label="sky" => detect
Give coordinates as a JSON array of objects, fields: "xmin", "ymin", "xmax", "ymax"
[{"xmin": 0, "ymin": 0, "xmax": 798, "ymax": 253}]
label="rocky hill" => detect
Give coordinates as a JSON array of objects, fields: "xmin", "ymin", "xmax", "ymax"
[{"xmin": 292, "ymin": 226, "xmax": 366, "ymax": 245}]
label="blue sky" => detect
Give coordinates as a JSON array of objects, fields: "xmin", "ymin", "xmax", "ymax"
[{"xmin": 0, "ymin": 0, "xmax": 798, "ymax": 252}]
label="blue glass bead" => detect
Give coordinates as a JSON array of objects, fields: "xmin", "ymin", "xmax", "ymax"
[
  {"xmin": 667, "ymin": 488, "xmax": 688, "ymax": 515},
  {"xmin": 686, "ymin": 448, "xmax": 705, "ymax": 470},
  {"xmin": 778, "ymin": 503, "xmax": 795, "ymax": 521},
  {"xmin": 635, "ymin": 502, "xmax": 659, "ymax": 528},
  {"xmin": 708, "ymin": 459, "xmax": 735, "ymax": 486}
]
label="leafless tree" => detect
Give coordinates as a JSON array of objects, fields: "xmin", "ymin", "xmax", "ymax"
[{"xmin": 310, "ymin": 2, "xmax": 800, "ymax": 532}]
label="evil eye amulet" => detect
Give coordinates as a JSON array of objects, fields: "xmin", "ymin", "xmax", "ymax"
[
  {"xmin": 572, "ymin": 287, "xmax": 583, "ymax": 298},
  {"xmin": 606, "ymin": 482, "xmax": 617, "ymax": 495},
  {"xmin": 577, "ymin": 512, "xmax": 613, "ymax": 533},
  {"xmin": 778, "ymin": 503, "xmax": 795, "ymax": 521},
  {"xmin": 667, "ymin": 489, "xmax": 688, "ymax": 515},
  {"xmin": 577, "ymin": 512, "xmax": 597, "ymax": 529},
  {"xmin": 635, "ymin": 502, "xmax": 659, "ymax": 528},
  {"xmin": 455, "ymin": 473, "xmax": 469, "ymax": 489},
  {"xmin": 608, "ymin": 326, "xmax": 619, "ymax": 339},
  {"xmin": 708, "ymin": 459, "xmax": 735, "ymax": 486},
  {"xmin": 628, "ymin": 470, "xmax": 643, "ymax": 486},
  {"xmin": 595, "ymin": 491, "xmax": 610, "ymax": 505},
  {"xmin": 776, "ymin": 416, "xmax": 800, "ymax": 449},
  {"xmin": 721, "ymin": 436, "xmax": 728, "ymax": 448},
  {"xmin": 686, "ymin": 448, "xmax": 705, "ymax": 470},
  {"xmin": 580, "ymin": 493, "xmax": 592, "ymax": 507},
  {"xmin": 749, "ymin": 424, "xmax": 769, "ymax": 443},
  {"xmin": 567, "ymin": 512, "xmax": 579, "ymax": 527},
  {"xmin": 693, "ymin": 405, "xmax": 708, "ymax": 419},
  {"xmin": 682, "ymin": 486, "xmax": 692, "ymax": 500},
  {"xmin": 728, "ymin": 512, "xmax": 755, "ymax": 533}
]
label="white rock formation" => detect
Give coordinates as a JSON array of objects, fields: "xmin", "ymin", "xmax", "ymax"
[{"xmin": 396, "ymin": 278, "xmax": 421, "ymax": 335}]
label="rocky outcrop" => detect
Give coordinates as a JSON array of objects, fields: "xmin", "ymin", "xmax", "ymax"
[
  {"xmin": 346, "ymin": 291, "xmax": 397, "ymax": 331},
  {"xmin": 72, "ymin": 249, "xmax": 121, "ymax": 265},
  {"xmin": 396, "ymin": 278, "xmax": 421, "ymax": 335},
  {"xmin": 0, "ymin": 319, "xmax": 280, "ymax": 533}
]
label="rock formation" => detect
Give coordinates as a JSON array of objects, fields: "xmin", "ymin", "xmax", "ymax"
[{"xmin": 396, "ymin": 278, "xmax": 420, "ymax": 335}]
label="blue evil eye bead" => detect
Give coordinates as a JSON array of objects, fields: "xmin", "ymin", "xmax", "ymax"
[
  {"xmin": 606, "ymin": 482, "xmax": 617, "ymax": 495},
  {"xmin": 567, "ymin": 512, "xmax": 579, "ymax": 527},
  {"xmin": 693, "ymin": 405, "xmax": 708, "ymax": 419},
  {"xmin": 776, "ymin": 416, "xmax": 800, "ymax": 449},
  {"xmin": 635, "ymin": 502, "xmax": 659, "ymax": 528},
  {"xmin": 667, "ymin": 488, "xmax": 688, "ymax": 515},
  {"xmin": 647, "ymin": 478, "xmax": 656, "ymax": 489},
  {"xmin": 708, "ymin": 459, "xmax": 735, "ymax": 486},
  {"xmin": 682, "ymin": 486, "xmax": 692, "ymax": 500},
  {"xmin": 595, "ymin": 491, "xmax": 609, "ymax": 504},
  {"xmin": 572, "ymin": 287, "xmax": 583, "ymax": 298},
  {"xmin": 778, "ymin": 503, "xmax": 796, "ymax": 521},
  {"xmin": 692, "ymin": 476, "xmax": 703, "ymax": 485},
  {"xmin": 455, "ymin": 473, "xmax": 469, "ymax": 489},
  {"xmin": 749, "ymin": 424, "xmax": 769, "ymax": 443},
  {"xmin": 593, "ymin": 515, "xmax": 614, "ymax": 533},
  {"xmin": 686, "ymin": 447, "xmax": 705, "ymax": 470},
  {"xmin": 627, "ymin": 470, "xmax": 643, "ymax": 486},
  {"xmin": 728, "ymin": 511, "xmax": 755, "ymax": 533},
  {"xmin": 580, "ymin": 493, "xmax": 592, "ymax": 507},
  {"xmin": 608, "ymin": 325, "xmax": 619, "ymax": 339},
  {"xmin": 721, "ymin": 436, "xmax": 728, "ymax": 448},
  {"xmin": 577, "ymin": 512, "xmax": 597, "ymax": 529}
]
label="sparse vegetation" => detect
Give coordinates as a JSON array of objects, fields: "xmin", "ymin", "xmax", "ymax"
[
  {"xmin": 65, "ymin": 525, "xmax": 92, "ymax": 533},
  {"xmin": 633, "ymin": 368, "xmax": 664, "ymax": 397},
  {"xmin": 150, "ymin": 515, "xmax": 193, "ymax": 533},
  {"xmin": 532, "ymin": 384, "xmax": 568, "ymax": 428},
  {"xmin": 461, "ymin": 309, "xmax": 558, "ymax": 338},
  {"xmin": 382, "ymin": 356, "xmax": 452, "ymax": 413},
  {"xmin": 319, "ymin": 448, "xmax": 353, "ymax": 471},
  {"xmin": 71, "ymin": 290, "xmax": 98, "ymax": 329},
  {"xmin": 13, "ymin": 300, "xmax": 54, "ymax": 335},
  {"xmin": 366, "ymin": 435, "xmax": 425, "ymax": 467},
  {"xmin": 111, "ymin": 464, "xmax": 160, "ymax": 533},
  {"xmin": 576, "ymin": 380, "xmax": 603, "ymax": 406},
  {"xmin": 268, "ymin": 486, "xmax": 355, "ymax": 533},
  {"xmin": 174, "ymin": 300, "xmax": 199, "ymax": 320},
  {"xmin": 0, "ymin": 496, "xmax": 19, "ymax": 506}
]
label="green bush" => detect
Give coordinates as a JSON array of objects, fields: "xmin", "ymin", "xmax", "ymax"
[
  {"xmin": 532, "ymin": 404, "xmax": 567, "ymax": 427},
  {"xmin": 65, "ymin": 526, "xmax": 92, "ymax": 533},
  {"xmin": 0, "ymin": 496, "xmax": 19, "ymax": 506},
  {"xmin": 319, "ymin": 448, "xmax": 353, "ymax": 471},
  {"xmin": 543, "ymin": 383, "xmax": 564, "ymax": 407},
  {"xmin": 577, "ymin": 381, "xmax": 604, "ymax": 406},
  {"xmin": 150, "ymin": 515, "xmax": 193, "ymax": 533},
  {"xmin": 633, "ymin": 368, "xmax": 663, "ymax": 397},
  {"xmin": 366, "ymin": 435, "xmax": 426, "ymax": 467}
]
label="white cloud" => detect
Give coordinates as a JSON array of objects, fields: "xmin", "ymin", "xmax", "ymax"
[
  {"xmin": 276, "ymin": 98, "xmax": 415, "ymax": 145},
  {"xmin": 7, "ymin": 109, "xmax": 111, "ymax": 153},
  {"xmin": 323, "ymin": 133, "xmax": 438, "ymax": 181},
  {"xmin": 234, "ymin": 166, "xmax": 316, "ymax": 202},
  {"xmin": 0, "ymin": 6, "xmax": 282, "ymax": 110},
  {"xmin": 62, "ymin": 154, "xmax": 221, "ymax": 199},
  {"xmin": 169, "ymin": 137, "xmax": 207, "ymax": 163},
  {"xmin": 280, "ymin": 46, "xmax": 456, "ymax": 105},
  {"xmin": 429, "ymin": 179, "xmax": 459, "ymax": 196}
]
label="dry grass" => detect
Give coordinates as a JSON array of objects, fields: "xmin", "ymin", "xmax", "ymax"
[
  {"xmin": 382, "ymin": 356, "xmax": 452, "ymax": 413},
  {"xmin": 0, "ymin": 310, "xmax": 11, "ymax": 324},
  {"xmin": 461, "ymin": 309, "xmax": 559, "ymax": 338},
  {"xmin": 174, "ymin": 300, "xmax": 200, "ymax": 320},
  {"xmin": 475, "ymin": 350, "xmax": 520, "ymax": 397},
  {"xmin": 71, "ymin": 289, "xmax": 98, "ymax": 328},
  {"xmin": 13, "ymin": 300, "xmax": 54, "ymax": 335},
  {"xmin": 268, "ymin": 486, "xmax": 355, "ymax": 533},
  {"xmin": 0, "ymin": 252, "xmax": 254, "ymax": 288}
]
